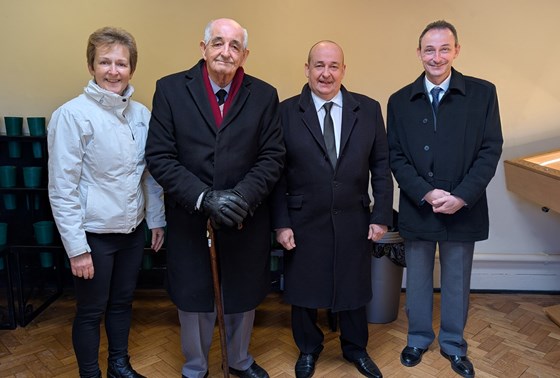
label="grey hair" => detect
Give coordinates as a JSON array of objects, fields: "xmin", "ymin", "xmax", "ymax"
[{"xmin": 203, "ymin": 19, "xmax": 248, "ymax": 49}]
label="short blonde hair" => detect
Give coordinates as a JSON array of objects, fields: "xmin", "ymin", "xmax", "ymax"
[{"xmin": 86, "ymin": 26, "xmax": 138, "ymax": 73}]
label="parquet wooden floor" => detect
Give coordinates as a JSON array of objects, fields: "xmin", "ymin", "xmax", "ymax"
[{"xmin": 1, "ymin": 290, "xmax": 559, "ymax": 377}]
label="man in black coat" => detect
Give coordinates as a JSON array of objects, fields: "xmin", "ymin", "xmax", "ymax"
[
  {"xmin": 387, "ymin": 20, "xmax": 503, "ymax": 378},
  {"xmin": 145, "ymin": 18, "xmax": 285, "ymax": 378},
  {"xmin": 272, "ymin": 40, "xmax": 393, "ymax": 378}
]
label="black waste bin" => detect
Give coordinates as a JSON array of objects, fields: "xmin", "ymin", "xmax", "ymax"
[{"xmin": 366, "ymin": 211, "xmax": 406, "ymax": 324}]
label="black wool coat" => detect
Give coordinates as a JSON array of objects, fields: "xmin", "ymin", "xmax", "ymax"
[
  {"xmin": 271, "ymin": 85, "xmax": 393, "ymax": 312},
  {"xmin": 387, "ymin": 68, "xmax": 503, "ymax": 241},
  {"xmin": 145, "ymin": 60, "xmax": 285, "ymax": 313}
]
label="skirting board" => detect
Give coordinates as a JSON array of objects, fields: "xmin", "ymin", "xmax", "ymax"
[{"xmin": 401, "ymin": 252, "xmax": 560, "ymax": 292}]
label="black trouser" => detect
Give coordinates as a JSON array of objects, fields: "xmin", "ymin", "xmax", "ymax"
[
  {"xmin": 72, "ymin": 226, "xmax": 144, "ymax": 377},
  {"xmin": 291, "ymin": 304, "xmax": 369, "ymax": 360}
]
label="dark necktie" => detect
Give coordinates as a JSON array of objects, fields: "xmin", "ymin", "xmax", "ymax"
[
  {"xmin": 431, "ymin": 86, "xmax": 443, "ymax": 113},
  {"xmin": 216, "ymin": 89, "xmax": 227, "ymax": 106},
  {"xmin": 323, "ymin": 102, "xmax": 337, "ymax": 168}
]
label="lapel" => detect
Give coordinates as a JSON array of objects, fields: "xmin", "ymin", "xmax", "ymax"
[
  {"xmin": 299, "ymin": 85, "xmax": 327, "ymax": 155},
  {"xmin": 298, "ymin": 85, "xmax": 359, "ymax": 165},
  {"xmin": 409, "ymin": 67, "xmax": 467, "ymax": 104},
  {"xmin": 184, "ymin": 60, "xmax": 217, "ymax": 134},
  {"xmin": 220, "ymin": 75, "xmax": 250, "ymax": 132},
  {"xmin": 339, "ymin": 86, "xmax": 358, "ymax": 158}
]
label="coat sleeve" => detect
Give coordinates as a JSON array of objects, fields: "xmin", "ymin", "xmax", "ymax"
[
  {"xmin": 145, "ymin": 79, "xmax": 209, "ymax": 211},
  {"xmin": 387, "ymin": 95, "xmax": 435, "ymax": 205},
  {"xmin": 369, "ymin": 101, "xmax": 394, "ymax": 226},
  {"xmin": 141, "ymin": 169, "xmax": 166, "ymax": 229},
  {"xmin": 269, "ymin": 98, "xmax": 295, "ymax": 230},
  {"xmin": 47, "ymin": 107, "xmax": 92, "ymax": 257},
  {"xmin": 449, "ymin": 84, "xmax": 503, "ymax": 206},
  {"xmin": 232, "ymin": 88, "xmax": 286, "ymax": 211},
  {"xmin": 139, "ymin": 105, "xmax": 166, "ymax": 229}
]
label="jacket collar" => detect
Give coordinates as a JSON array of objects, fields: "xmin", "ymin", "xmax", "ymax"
[
  {"xmin": 84, "ymin": 80, "xmax": 133, "ymax": 111},
  {"xmin": 297, "ymin": 84, "xmax": 359, "ymax": 113},
  {"xmin": 408, "ymin": 67, "xmax": 466, "ymax": 101},
  {"xmin": 184, "ymin": 59, "xmax": 252, "ymax": 133},
  {"xmin": 298, "ymin": 84, "xmax": 359, "ymax": 170}
]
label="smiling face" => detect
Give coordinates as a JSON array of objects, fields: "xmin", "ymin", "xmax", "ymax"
[
  {"xmin": 305, "ymin": 41, "xmax": 346, "ymax": 101},
  {"xmin": 417, "ymin": 27, "xmax": 460, "ymax": 85},
  {"xmin": 200, "ymin": 18, "xmax": 249, "ymax": 86},
  {"xmin": 88, "ymin": 43, "xmax": 132, "ymax": 95}
]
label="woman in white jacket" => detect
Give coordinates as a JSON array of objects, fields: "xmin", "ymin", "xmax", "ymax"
[{"xmin": 47, "ymin": 27, "xmax": 165, "ymax": 378}]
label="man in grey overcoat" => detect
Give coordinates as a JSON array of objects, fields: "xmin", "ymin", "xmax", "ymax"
[
  {"xmin": 387, "ymin": 20, "xmax": 503, "ymax": 378},
  {"xmin": 272, "ymin": 40, "xmax": 393, "ymax": 378}
]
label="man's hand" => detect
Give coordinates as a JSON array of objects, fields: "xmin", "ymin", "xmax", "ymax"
[
  {"xmin": 368, "ymin": 224, "xmax": 388, "ymax": 242},
  {"xmin": 70, "ymin": 252, "xmax": 94, "ymax": 279},
  {"xmin": 276, "ymin": 228, "xmax": 296, "ymax": 250},
  {"xmin": 423, "ymin": 189, "xmax": 450, "ymax": 207},
  {"xmin": 432, "ymin": 195, "xmax": 466, "ymax": 214},
  {"xmin": 202, "ymin": 190, "xmax": 249, "ymax": 228}
]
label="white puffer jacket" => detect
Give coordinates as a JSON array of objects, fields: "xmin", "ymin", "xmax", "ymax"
[{"xmin": 48, "ymin": 80, "xmax": 165, "ymax": 258}]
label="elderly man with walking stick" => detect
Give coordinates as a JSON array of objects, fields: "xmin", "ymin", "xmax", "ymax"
[{"xmin": 145, "ymin": 18, "xmax": 285, "ymax": 378}]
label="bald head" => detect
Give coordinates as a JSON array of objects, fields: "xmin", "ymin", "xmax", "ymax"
[
  {"xmin": 307, "ymin": 40, "xmax": 344, "ymax": 65},
  {"xmin": 204, "ymin": 18, "xmax": 248, "ymax": 49}
]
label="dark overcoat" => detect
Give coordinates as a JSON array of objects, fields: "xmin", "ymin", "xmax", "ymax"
[
  {"xmin": 145, "ymin": 60, "xmax": 285, "ymax": 313},
  {"xmin": 387, "ymin": 68, "xmax": 503, "ymax": 241},
  {"xmin": 271, "ymin": 85, "xmax": 393, "ymax": 312}
]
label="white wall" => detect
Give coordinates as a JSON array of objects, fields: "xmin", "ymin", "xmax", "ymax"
[{"xmin": 1, "ymin": 0, "xmax": 559, "ymax": 290}]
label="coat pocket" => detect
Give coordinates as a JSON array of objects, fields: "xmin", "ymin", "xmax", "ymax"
[{"xmin": 287, "ymin": 194, "xmax": 303, "ymax": 209}]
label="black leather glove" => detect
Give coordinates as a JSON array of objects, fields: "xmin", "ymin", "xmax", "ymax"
[{"xmin": 202, "ymin": 189, "xmax": 249, "ymax": 228}]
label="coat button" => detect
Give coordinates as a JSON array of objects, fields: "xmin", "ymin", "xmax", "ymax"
[
  {"xmin": 428, "ymin": 172, "xmax": 434, "ymax": 177},
  {"xmin": 424, "ymin": 145, "xmax": 430, "ymax": 151},
  {"xmin": 422, "ymin": 118, "xmax": 428, "ymax": 124}
]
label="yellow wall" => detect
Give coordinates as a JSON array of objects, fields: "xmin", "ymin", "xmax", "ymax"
[{"xmin": 1, "ymin": 0, "xmax": 560, "ymax": 255}]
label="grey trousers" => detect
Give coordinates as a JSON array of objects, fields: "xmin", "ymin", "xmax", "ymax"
[
  {"xmin": 404, "ymin": 240, "xmax": 475, "ymax": 356},
  {"xmin": 178, "ymin": 308, "xmax": 255, "ymax": 378}
]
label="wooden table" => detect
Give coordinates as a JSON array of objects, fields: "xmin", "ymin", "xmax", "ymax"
[{"xmin": 504, "ymin": 149, "xmax": 560, "ymax": 213}]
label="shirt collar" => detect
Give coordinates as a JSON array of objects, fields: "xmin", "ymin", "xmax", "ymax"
[
  {"xmin": 310, "ymin": 90, "xmax": 343, "ymax": 112},
  {"xmin": 209, "ymin": 77, "xmax": 232, "ymax": 94},
  {"xmin": 424, "ymin": 72, "xmax": 452, "ymax": 94}
]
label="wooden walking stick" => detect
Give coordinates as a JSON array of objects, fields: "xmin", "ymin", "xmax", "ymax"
[{"xmin": 207, "ymin": 220, "xmax": 230, "ymax": 378}]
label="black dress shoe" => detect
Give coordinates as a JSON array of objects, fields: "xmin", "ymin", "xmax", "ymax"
[
  {"xmin": 295, "ymin": 352, "xmax": 320, "ymax": 378},
  {"xmin": 229, "ymin": 361, "xmax": 269, "ymax": 378},
  {"xmin": 343, "ymin": 355, "xmax": 382, "ymax": 378},
  {"xmin": 440, "ymin": 350, "xmax": 475, "ymax": 378},
  {"xmin": 400, "ymin": 346, "xmax": 428, "ymax": 367}
]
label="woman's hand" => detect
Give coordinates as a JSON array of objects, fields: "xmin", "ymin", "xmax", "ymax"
[
  {"xmin": 151, "ymin": 227, "xmax": 165, "ymax": 252},
  {"xmin": 70, "ymin": 253, "xmax": 94, "ymax": 279}
]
